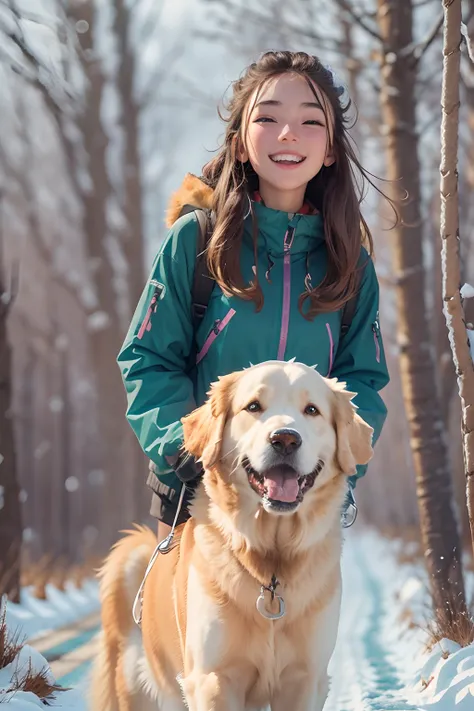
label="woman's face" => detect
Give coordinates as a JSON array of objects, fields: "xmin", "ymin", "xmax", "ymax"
[{"xmin": 239, "ymin": 73, "xmax": 335, "ymax": 212}]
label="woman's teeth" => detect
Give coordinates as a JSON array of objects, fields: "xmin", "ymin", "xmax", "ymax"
[{"xmin": 270, "ymin": 154, "xmax": 305, "ymax": 163}]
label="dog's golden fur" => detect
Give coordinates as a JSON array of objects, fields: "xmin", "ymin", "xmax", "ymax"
[{"xmin": 90, "ymin": 361, "xmax": 373, "ymax": 711}]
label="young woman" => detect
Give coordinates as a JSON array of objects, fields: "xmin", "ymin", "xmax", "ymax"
[{"xmin": 117, "ymin": 50, "xmax": 390, "ymax": 539}]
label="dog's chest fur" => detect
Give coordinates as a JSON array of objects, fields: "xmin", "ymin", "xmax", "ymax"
[{"xmin": 183, "ymin": 521, "xmax": 342, "ymax": 707}]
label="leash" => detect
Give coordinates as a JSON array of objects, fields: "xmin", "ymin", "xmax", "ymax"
[{"xmin": 132, "ymin": 483, "xmax": 186, "ymax": 627}]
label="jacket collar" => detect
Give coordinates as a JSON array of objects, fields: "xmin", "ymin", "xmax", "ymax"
[
  {"xmin": 246, "ymin": 200, "xmax": 324, "ymax": 256},
  {"xmin": 166, "ymin": 173, "xmax": 325, "ymax": 255}
]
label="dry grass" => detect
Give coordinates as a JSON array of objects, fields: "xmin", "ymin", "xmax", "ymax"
[
  {"xmin": 0, "ymin": 603, "xmax": 24, "ymax": 670},
  {"xmin": 0, "ymin": 598, "xmax": 65, "ymax": 704},
  {"xmin": 19, "ymin": 554, "xmax": 100, "ymax": 599},
  {"xmin": 424, "ymin": 606, "xmax": 474, "ymax": 652},
  {"xmin": 6, "ymin": 660, "xmax": 63, "ymax": 703},
  {"xmin": 379, "ymin": 525, "xmax": 474, "ymax": 650}
]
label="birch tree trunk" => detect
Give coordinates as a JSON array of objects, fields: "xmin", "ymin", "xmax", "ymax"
[
  {"xmin": 439, "ymin": 0, "xmax": 474, "ymax": 559},
  {"xmin": 376, "ymin": 0, "xmax": 466, "ymax": 625}
]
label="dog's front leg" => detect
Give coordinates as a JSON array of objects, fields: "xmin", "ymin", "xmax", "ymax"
[
  {"xmin": 270, "ymin": 671, "xmax": 328, "ymax": 711},
  {"xmin": 182, "ymin": 672, "xmax": 244, "ymax": 711}
]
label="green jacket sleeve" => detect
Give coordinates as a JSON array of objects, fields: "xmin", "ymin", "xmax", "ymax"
[
  {"xmin": 117, "ymin": 213, "xmax": 200, "ymax": 488},
  {"xmin": 330, "ymin": 254, "xmax": 389, "ymax": 486}
]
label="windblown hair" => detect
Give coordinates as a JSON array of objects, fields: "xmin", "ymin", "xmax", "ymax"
[{"xmin": 202, "ymin": 50, "xmax": 395, "ymax": 318}]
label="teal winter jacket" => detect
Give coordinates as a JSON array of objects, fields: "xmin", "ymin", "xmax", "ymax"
[{"xmin": 117, "ymin": 175, "xmax": 389, "ymax": 492}]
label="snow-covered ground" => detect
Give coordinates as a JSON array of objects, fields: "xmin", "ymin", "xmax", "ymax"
[
  {"xmin": 5, "ymin": 579, "xmax": 100, "ymax": 640},
  {"xmin": 2, "ymin": 528, "xmax": 474, "ymax": 709},
  {"xmin": 326, "ymin": 530, "xmax": 474, "ymax": 710},
  {"xmin": 2, "ymin": 579, "xmax": 99, "ymax": 709}
]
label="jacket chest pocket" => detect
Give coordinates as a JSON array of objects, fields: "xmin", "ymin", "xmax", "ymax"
[{"xmin": 196, "ymin": 308, "xmax": 236, "ymax": 364}]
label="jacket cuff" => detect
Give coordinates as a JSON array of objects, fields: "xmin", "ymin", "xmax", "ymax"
[{"xmin": 174, "ymin": 452, "xmax": 203, "ymax": 482}]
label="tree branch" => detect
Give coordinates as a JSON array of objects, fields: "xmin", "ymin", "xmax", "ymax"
[
  {"xmin": 332, "ymin": 0, "xmax": 383, "ymax": 43},
  {"xmin": 401, "ymin": 12, "xmax": 444, "ymax": 64},
  {"xmin": 461, "ymin": 22, "xmax": 474, "ymax": 64},
  {"xmin": 0, "ymin": 0, "xmax": 76, "ymax": 112}
]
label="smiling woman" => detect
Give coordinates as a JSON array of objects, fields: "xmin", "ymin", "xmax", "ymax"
[
  {"xmin": 117, "ymin": 50, "xmax": 391, "ymax": 545},
  {"xmin": 238, "ymin": 74, "xmax": 335, "ymax": 213}
]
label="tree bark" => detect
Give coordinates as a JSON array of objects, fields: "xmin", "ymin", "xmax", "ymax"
[
  {"xmin": 112, "ymin": 0, "xmax": 145, "ymax": 312},
  {"xmin": 376, "ymin": 0, "xmax": 466, "ymax": 624},
  {"xmin": 439, "ymin": 0, "xmax": 474, "ymax": 562},
  {"xmin": 69, "ymin": 0, "xmax": 132, "ymax": 546},
  {"xmin": 0, "ymin": 198, "xmax": 22, "ymax": 603},
  {"xmin": 112, "ymin": 0, "xmax": 148, "ymax": 524}
]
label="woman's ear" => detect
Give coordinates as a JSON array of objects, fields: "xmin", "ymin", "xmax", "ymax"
[
  {"xmin": 233, "ymin": 129, "xmax": 249, "ymax": 163},
  {"xmin": 323, "ymin": 152, "xmax": 335, "ymax": 167},
  {"xmin": 236, "ymin": 140, "xmax": 249, "ymax": 163},
  {"xmin": 181, "ymin": 373, "xmax": 239, "ymax": 470}
]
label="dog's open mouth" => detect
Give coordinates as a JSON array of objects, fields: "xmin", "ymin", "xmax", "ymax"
[{"xmin": 242, "ymin": 457, "xmax": 324, "ymax": 512}]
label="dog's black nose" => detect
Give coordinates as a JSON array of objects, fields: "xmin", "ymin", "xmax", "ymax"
[{"xmin": 269, "ymin": 428, "xmax": 302, "ymax": 456}]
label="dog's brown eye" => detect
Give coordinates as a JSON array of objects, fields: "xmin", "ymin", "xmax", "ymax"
[
  {"xmin": 246, "ymin": 400, "xmax": 262, "ymax": 413},
  {"xmin": 305, "ymin": 404, "xmax": 320, "ymax": 416}
]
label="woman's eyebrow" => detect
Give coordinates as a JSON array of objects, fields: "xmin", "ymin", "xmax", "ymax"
[{"xmin": 255, "ymin": 99, "xmax": 323, "ymax": 110}]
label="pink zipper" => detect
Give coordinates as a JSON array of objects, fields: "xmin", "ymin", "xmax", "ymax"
[
  {"xmin": 277, "ymin": 226, "xmax": 296, "ymax": 360},
  {"xmin": 196, "ymin": 308, "xmax": 236, "ymax": 364},
  {"xmin": 137, "ymin": 287, "xmax": 161, "ymax": 339},
  {"xmin": 326, "ymin": 323, "xmax": 334, "ymax": 376},
  {"xmin": 373, "ymin": 324, "xmax": 381, "ymax": 363}
]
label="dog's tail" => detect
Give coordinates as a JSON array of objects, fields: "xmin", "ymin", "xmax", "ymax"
[{"xmin": 88, "ymin": 525, "xmax": 156, "ymax": 711}]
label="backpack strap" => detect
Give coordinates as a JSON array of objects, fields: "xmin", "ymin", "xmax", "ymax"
[
  {"xmin": 178, "ymin": 204, "xmax": 215, "ymax": 330},
  {"xmin": 340, "ymin": 264, "xmax": 366, "ymax": 338}
]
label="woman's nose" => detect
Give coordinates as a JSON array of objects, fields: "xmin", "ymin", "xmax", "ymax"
[{"xmin": 278, "ymin": 124, "xmax": 298, "ymax": 142}]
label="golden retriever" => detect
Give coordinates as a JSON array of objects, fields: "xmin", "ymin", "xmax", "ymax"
[{"xmin": 90, "ymin": 360, "xmax": 373, "ymax": 711}]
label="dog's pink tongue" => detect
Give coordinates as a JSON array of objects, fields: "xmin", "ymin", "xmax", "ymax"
[{"xmin": 264, "ymin": 471, "xmax": 299, "ymax": 502}]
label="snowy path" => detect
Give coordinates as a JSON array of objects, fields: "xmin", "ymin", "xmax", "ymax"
[
  {"xmin": 326, "ymin": 530, "xmax": 423, "ymax": 710},
  {"xmin": 29, "ymin": 611, "xmax": 101, "ymax": 687}
]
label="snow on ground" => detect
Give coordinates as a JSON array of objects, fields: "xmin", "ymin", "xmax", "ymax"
[
  {"xmin": 2, "ymin": 579, "xmax": 99, "ymax": 709},
  {"xmin": 325, "ymin": 529, "xmax": 474, "ymax": 710},
  {"xmin": 5, "ymin": 579, "xmax": 99, "ymax": 641},
  {"xmin": 2, "ymin": 529, "xmax": 474, "ymax": 709}
]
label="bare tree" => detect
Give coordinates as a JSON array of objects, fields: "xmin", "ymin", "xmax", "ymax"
[
  {"xmin": 113, "ymin": 0, "xmax": 146, "ymax": 310},
  {"xmin": 439, "ymin": 0, "xmax": 474, "ymax": 560},
  {"xmin": 376, "ymin": 0, "xmax": 466, "ymax": 625},
  {"xmin": 0, "ymin": 192, "xmax": 22, "ymax": 602}
]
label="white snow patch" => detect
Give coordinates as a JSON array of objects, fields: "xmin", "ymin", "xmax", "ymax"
[
  {"xmin": 467, "ymin": 329, "xmax": 474, "ymax": 362},
  {"xmin": 461, "ymin": 283, "xmax": 474, "ymax": 299}
]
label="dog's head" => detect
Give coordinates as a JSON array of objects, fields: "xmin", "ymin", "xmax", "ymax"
[{"xmin": 182, "ymin": 361, "xmax": 373, "ymax": 516}]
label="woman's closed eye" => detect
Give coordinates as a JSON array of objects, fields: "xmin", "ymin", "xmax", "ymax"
[{"xmin": 254, "ymin": 116, "xmax": 325, "ymax": 127}]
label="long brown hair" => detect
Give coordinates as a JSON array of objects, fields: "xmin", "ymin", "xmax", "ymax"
[{"xmin": 202, "ymin": 50, "xmax": 394, "ymax": 319}]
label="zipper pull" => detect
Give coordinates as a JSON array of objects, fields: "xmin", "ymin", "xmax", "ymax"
[
  {"xmin": 284, "ymin": 215, "xmax": 300, "ymax": 251},
  {"xmin": 284, "ymin": 226, "xmax": 295, "ymax": 251},
  {"xmin": 212, "ymin": 319, "xmax": 221, "ymax": 335}
]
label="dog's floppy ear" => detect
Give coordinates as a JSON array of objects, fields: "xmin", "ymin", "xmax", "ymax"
[
  {"xmin": 331, "ymin": 382, "xmax": 374, "ymax": 475},
  {"xmin": 181, "ymin": 372, "xmax": 238, "ymax": 470}
]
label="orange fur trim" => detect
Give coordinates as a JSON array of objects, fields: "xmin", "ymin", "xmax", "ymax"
[{"xmin": 166, "ymin": 173, "xmax": 214, "ymax": 228}]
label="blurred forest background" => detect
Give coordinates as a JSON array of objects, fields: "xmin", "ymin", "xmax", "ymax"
[{"xmin": 2, "ymin": 0, "xmax": 474, "ymax": 597}]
